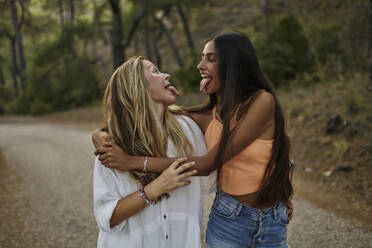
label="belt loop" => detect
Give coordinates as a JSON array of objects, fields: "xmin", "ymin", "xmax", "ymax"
[
  {"xmin": 235, "ymin": 204, "xmax": 242, "ymax": 216},
  {"xmin": 216, "ymin": 186, "xmax": 221, "ymax": 206},
  {"xmin": 273, "ymin": 204, "xmax": 278, "ymax": 222}
]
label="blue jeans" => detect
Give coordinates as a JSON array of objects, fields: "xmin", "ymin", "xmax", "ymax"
[{"xmin": 206, "ymin": 190, "xmax": 288, "ymax": 248}]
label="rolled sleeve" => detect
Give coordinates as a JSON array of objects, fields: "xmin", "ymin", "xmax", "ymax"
[{"xmin": 93, "ymin": 157, "xmax": 128, "ymax": 233}]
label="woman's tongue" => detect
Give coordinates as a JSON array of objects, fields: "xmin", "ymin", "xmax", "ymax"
[
  {"xmin": 165, "ymin": 85, "xmax": 180, "ymax": 96},
  {"xmin": 200, "ymin": 77, "xmax": 212, "ymax": 91}
]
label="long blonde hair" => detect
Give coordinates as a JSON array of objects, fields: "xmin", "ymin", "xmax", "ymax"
[{"xmin": 102, "ymin": 56, "xmax": 192, "ymax": 200}]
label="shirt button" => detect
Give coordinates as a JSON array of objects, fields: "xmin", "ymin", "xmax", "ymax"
[{"xmin": 163, "ymin": 214, "xmax": 166, "ymax": 219}]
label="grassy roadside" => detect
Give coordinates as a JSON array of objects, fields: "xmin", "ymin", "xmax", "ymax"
[{"xmin": 277, "ymin": 73, "xmax": 371, "ymax": 226}]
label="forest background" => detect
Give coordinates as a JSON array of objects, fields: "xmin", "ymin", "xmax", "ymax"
[{"xmin": 0, "ymin": 0, "xmax": 371, "ymax": 245}]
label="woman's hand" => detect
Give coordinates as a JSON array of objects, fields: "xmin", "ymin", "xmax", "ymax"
[
  {"xmin": 95, "ymin": 142, "xmax": 131, "ymax": 171},
  {"xmin": 287, "ymin": 201, "xmax": 294, "ymax": 224},
  {"xmin": 144, "ymin": 157, "xmax": 197, "ymax": 200},
  {"xmin": 92, "ymin": 130, "xmax": 111, "ymax": 149}
]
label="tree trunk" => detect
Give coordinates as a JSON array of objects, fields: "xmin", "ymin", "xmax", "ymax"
[
  {"xmin": 69, "ymin": 0, "xmax": 75, "ymax": 21},
  {"xmin": 152, "ymin": 30, "xmax": 163, "ymax": 70},
  {"xmin": 97, "ymin": 56, "xmax": 111, "ymax": 80},
  {"xmin": 58, "ymin": 0, "xmax": 64, "ymax": 25},
  {"xmin": 133, "ymin": 36, "xmax": 139, "ymax": 54},
  {"xmin": 109, "ymin": 0, "xmax": 148, "ymax": 69},
  {"xmin": 143, "ymin": 21, "xmax": 153, "ymax": 61},
  {"xmin": 261, "ymin": 0, "xmax": 269, "ymax": 33},
  {"xmin": 177, "ymin": 4, "xmax": 194, "ymax": 52},
  {"xmin": 155, "ymin": 16, "xmax": 184, "ymax": 68},
  {"xmin": 369, "ymin": 0, "xmax": 372, "ymax": 91},
  {"xmin": 121, "ymin": 0, "xmax": 149, "ymax": 50},
  {"xmin": 0, "ymin": 64, "xmax": 5, "ymax": 87},
  {"xmin": 9, "ymin": 38, "xmax": 19, "ymax": 96},
  {"xmin": 9, "ymin": 0, "xmax": 26, "ymax": 90},
  {"xmin": 109, "ymin": 0, "xmax": 125, "ymax": 69}
]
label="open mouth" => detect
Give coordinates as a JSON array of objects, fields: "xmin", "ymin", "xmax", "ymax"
[
  {"xmin": 200, "ymin": 74, "xmax": 212, "ymax": 92},
  {"xmin": 164, "ymin": 84, "xmax": 180, "ymax": 96}
]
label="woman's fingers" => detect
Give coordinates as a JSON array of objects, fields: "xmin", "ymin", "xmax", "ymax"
[
  {"xmin": 103, "ymin": 142, "xmax": 113, "ymax": 147},
  {"xmin": 179, "ymin": 169, "xmax": 197, "ymax": 179},
  {"xmin": 178, "ymin": 180, "xmax": 191, "ymax": 187},
  {"xmin": 175, "ymin": 161, "xmax": 196, "ymax": 174},
  {"xmin": 94, "ymin": 147, "xmax": 111, "ymax": 156},
  {"xmin": 98, "ymin": 153, "xmax": 109, "ymax": 161},
  {"xmin": 286, "ymin": 201, "xmax": 294, "ymax": 223},
  {"xmin": 287, "ymin": 209, "xmax": 293, "ymax": 223},
  {"xmin": 168, "ymin": 157, "xmax": 189, "ymax": 169}
]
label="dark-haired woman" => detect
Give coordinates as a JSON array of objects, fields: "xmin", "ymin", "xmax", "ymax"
[{"xmin": 94, "ymin": 32, "xmax": 293, "ymax": 247}]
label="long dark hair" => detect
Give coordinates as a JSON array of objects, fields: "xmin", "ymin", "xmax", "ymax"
[{"xmin": 189, "ymin": 32, "xmax": 293, "ymax": 205}]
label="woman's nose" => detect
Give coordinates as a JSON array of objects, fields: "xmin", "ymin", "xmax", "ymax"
[
  {"xmin": 197, "ymin": 61, "xmax": 202, "ymax": 70},
  {"xmin": 197, "ymin": 60, "xmax": 204, "ymax": 70},
  {"xmin": 164, "ymin": 73, "xmax": 170, "ymax": 80}
]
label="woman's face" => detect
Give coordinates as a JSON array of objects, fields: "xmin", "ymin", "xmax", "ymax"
[
  {"xmin": 197, "ymin": 40, "xmax": 222, "ymax": 95},
  {"xmin": 142, "ymin": 60, "xmax": 180, "ymax": 106}
]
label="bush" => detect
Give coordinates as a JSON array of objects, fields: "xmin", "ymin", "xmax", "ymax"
[
  {"xmin": 309, "ymin": 24, "xmax": 347, "ymax": 74},
  {"xmin": 9, "ymin": 93, "xmax": 31, "ymax": 114},
  {"xmin": 9, "ymin": 21, "xmax": 102, "ymax": 115},
  {"xmin": 30, "ymin": 99, "xmax": 52, "ymax": 115},
  {"xmin": 0, "ymin": 87, "xmax": 14, "ymax": 101},
  {"xmin": 11, "ymin": 56, "xmax": 101, "ymax": 115},
  {"xmin": 254, "ymin": 14, "xmax": 315, "ymax": 86}
]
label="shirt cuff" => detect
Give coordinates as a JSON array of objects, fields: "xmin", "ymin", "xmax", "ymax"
[{"xmin": 96, "ymin": 199, "xmax": 127, "ymax": 233}]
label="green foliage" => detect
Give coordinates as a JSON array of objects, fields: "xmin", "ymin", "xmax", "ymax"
[
  {"xmin": 309, "ymin": 25, "xmax": 345, "ymax": 65},
  {"xmin": 345, "ymin": 95, "xmax": 362, "ymax": 115},
  {"xmin": 254, "ymin": 14, "xmax": 315, "ymax": 86},
  {"xmin": 33, "ymin": 21, "xmax": 93, "ymax": 67},
  {"xmin": 173, "ymin": 51, "xmax": 201, "ymax": 92},
  {"xmin": 11, "ymin": 55, "xmax": 101, "ymax": 115},
  {"xmin": 30, "ymin": 99, "xmax": 52, "ymax": 115},
  {"xmin": 0, "ymin": 87, "xmax": 13, "ymax": 102},
  {"xmin": 333, "ymin": 140, "xmax": 349, "ymax": 156},
  {"xmin": 308, "ymin": 24, "xmax": 348, "ymax": 75},
  {"xmin": 9, "ymin": 93, "xmax": 31, "ymax": 114},
  {"xmin": 8, "ymin": 21, "xmax": 102, "ymax": 115}
]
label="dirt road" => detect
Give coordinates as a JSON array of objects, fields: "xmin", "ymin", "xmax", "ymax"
[{"xmin": 0, "ymin": 122, "xmax": 371, "ymax": 247}]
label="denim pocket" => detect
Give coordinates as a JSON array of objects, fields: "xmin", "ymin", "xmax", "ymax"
[
  {"xmin": 212, "ymin": 199, "xmax": 235, "ymax": 219},
  {"xmin": 275, "ymin": 203, "xmax": 288, "ymax": 226}
]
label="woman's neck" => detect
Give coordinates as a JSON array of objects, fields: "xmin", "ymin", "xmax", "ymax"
[
  {"xmin": 154, "ymin": 102, "xmax": 166, "ymax": 123},
  {"xmin": 215, "ymin": 92, "xmax": 221, "ymax": 113}
]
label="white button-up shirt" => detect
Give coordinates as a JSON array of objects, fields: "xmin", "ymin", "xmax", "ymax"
[{"xmin": 93, "ymin": 115, "xmax": 216, "ymax": 248}]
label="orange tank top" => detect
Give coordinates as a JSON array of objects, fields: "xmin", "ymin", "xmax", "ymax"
[{"xmin": 204, "ymin": 108, "xmax": 273, "ymax": 195}]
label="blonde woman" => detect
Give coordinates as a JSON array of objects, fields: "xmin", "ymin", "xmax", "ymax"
[{"xmin": 94, "ymin": 56, "xmax": 214, "ymax": 248}]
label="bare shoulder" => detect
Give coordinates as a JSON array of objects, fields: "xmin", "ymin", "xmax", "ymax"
[
  {"xmin": 255, "ymin": 90, "xmax": 275, "ymax": 108},
  {"xmin": 239, "ymin": 90, "xmax": 275, "ymax": 121},
  {"xmin": 246, "ymin": 90, "xmax": 275, "ymax": 110}
]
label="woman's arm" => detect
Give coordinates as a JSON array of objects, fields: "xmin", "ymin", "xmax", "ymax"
[
  {"xmin": 94, "ymin": 157, "xmax": 196, "ymax": 229},
  {"xmin": 95, "ymin": 92, "xmax": 275, "ymax": 176},
  {"xmin": 184, "ymin": 110, "xmax": 213, "ymax": 134}
]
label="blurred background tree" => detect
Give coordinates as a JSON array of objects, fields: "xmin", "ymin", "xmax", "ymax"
[{"xmin": 0, "ymin": 0, "xmax": 368, "ymax": 114}]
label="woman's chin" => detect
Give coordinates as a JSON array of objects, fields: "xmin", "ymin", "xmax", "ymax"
[
  {"xmin": 163, "ymin": 96, "xmax": 177, "ymax": 106},
  {"xmin": 203, "ymin": 87, "xmax": 217, "ymax": 95}
]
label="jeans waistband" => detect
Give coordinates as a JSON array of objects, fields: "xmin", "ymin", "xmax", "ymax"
[{"xmin": 216, "ymin": 189, "xmax": 286, "ymax": 218}]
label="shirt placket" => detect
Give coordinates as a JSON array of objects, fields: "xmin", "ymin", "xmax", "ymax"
[{"xmin": 160, "ymin": 198, "xmax": 170, "ymax": 248}]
